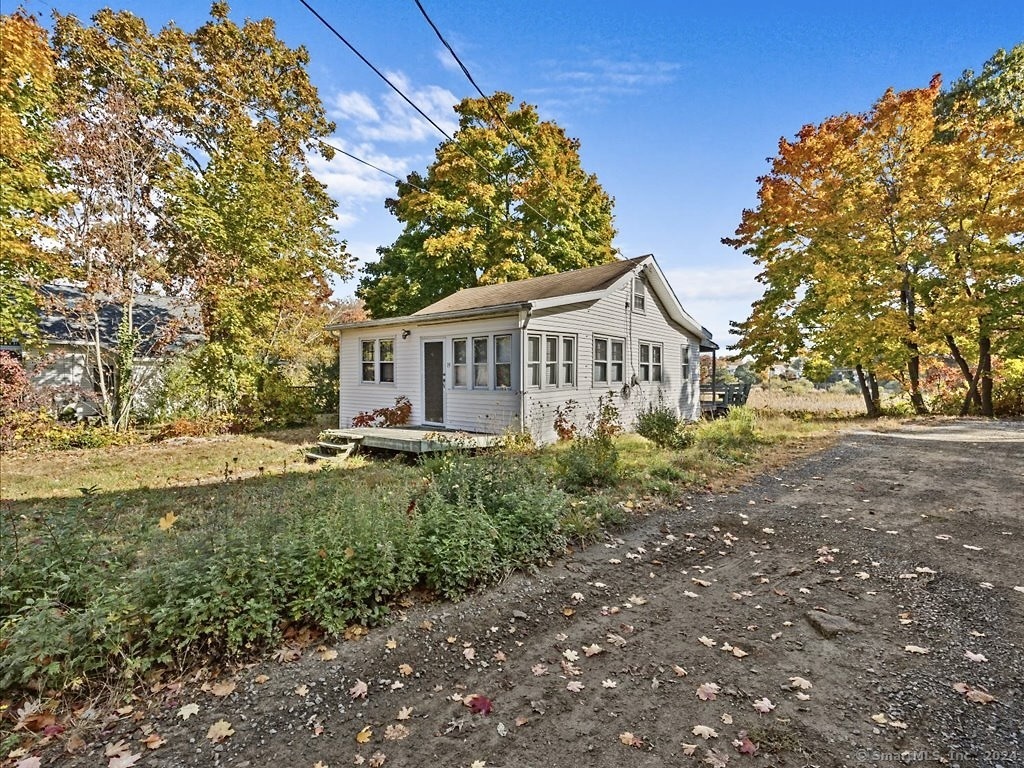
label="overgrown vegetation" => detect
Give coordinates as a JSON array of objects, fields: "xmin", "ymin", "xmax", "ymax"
[{"xmin": 0, "ymin": 407, "xmax": 833, "ymax": 706}]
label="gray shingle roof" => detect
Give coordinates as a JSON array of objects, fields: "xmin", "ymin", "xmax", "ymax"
[
  {"xmin": 37, "ymin": 284, "xmax": 204, "ymax": 354},
  {"xmin": 411, "ymin": 256, "xmax": 648, "ymax": 316}
]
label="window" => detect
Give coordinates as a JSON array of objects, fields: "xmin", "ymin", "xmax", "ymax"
[
  {"xmin": 379, "ymin": 339, "xmax": 395, "ymax": 382},
  {"xmin": 527, "ymin": 334, "xmax": 541, "ymax": 387},
  {"xmin": 361, "ymin": 340, "xmax": 376, "ymax": 382},
  {"xmin": 545, "ymin": 336, "xmax": 558, "ymax": 386},
  {"xmin": 594, "ymin": 336, "xmax": 625, "ymax": 386},
  {"xmin": 473, "ymin": 337, "xmax": 489, "ymax": 387},
  {"xmin": 681, "ymin": 344, "xmax": 692, "ymax": 385},
  {"xmin": 453, "ymin": 338, "xmax": 468, "ymax": 387},
  {"xmin": 562, "ymin": 337, "xmax": 575, "ymax": 386},
  {"xmin": 638, "ymin": 342, "xmax": 662, "ymax": 382},
  {"xmin": 632, "ymin": 279, "xmax": 646, "ymax": 312},
  {"xmin": 361, "ymin": 338, "xmax": 395, "ymax": 383},
  {"xmin": 495, "ymin": 335, "xmax": 512, "ymax": 389}
]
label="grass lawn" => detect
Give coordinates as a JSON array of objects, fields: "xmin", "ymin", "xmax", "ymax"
[{"xmin": 0, "ymin": 409, "xmax": 844, "ymax": 703}]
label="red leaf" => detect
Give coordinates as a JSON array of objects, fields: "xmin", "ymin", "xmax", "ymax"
[
  {"xmin": 737, "ymin": 736, "xmax": 758, "ymax": 755},
  {"xmin": 467, "ymin": 694, "xmax": 493, "ymax": 715}
]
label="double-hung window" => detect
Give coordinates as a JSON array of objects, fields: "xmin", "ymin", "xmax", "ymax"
[
  {"xmin": 472, "ymin": 337, "xmax": 489, "ymax": 388},
  {"xmin": 632, "ymin": 279, "xmax": 646, "ymax": 312},
  {"xmin": 594, "ymin": 336, "xmax": 625, "ymax": 386},
  {"xmin": 638, "ymin": 342, "xmax": 662, "ymax": 382},
  {"xmin": 527, "ymin": 334, "xmax": 541, "ymax": 387},
  {"xmin": 495, "ymin": 334, "xmax": 512, "ymax": 389},
  {"xmin": 453, "ymin": 338, "xmax": 468, "ymax": 387},
  {"xmin": 361, "ymin": 338, "xmax": 395, "ymax": 383},
  {"xmin": 681, "ymin": 343, "xmax": 692, "ymax": 387}
]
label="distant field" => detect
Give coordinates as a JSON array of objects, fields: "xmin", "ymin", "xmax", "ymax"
[{"xmin": 746, "ymin": 383, "xmax": 867, "ymax": 416}]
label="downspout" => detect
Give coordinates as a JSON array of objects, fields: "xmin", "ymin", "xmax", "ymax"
[
  {"xmin": 334, "ymin": 329, "xmax": 343, "ymax": 428},
  {"xmin": 518, "ymin": 306, "xmax": 531, "ymax": 434}
]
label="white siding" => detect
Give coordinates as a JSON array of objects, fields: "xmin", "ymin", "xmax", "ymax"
[
  {"xmin": 522, "ymin": 272, "xmax": 701, "ymax": 443},
  {"xmin": 338, "ymin": 314, "xmax": 521, "ymax": 434}
]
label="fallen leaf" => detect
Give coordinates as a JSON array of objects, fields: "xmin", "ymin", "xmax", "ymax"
[
  {"xmin": 566, "ymin": 680, "xmax": 584, "ymax": 693},
  {"xmin": 463, "ymin": 646, "xmax": 477, "ymax": 661},
  {"xmin": 295, "ymin": 684, "xmax": 309, "ymax": 697},
  {"xmin": 355, "ymin": 725, "xmax": 373, "ymax": 743},
  {"xmin": 627, "ymin": 594, "xmax": 648, "ymax": 606},
  {"xmin": 398, "ymin": 663, "xmax": 413, "ymax": 676},
  {"xmin": 206, "ymin": 720, "xmax": 234, "ymax": 743},
  {"xmin": 787, "ymin": 676, "xmax": 813, "ymax": 690},
  {"xmin": 15, "ymin": 759, "xmax": 42, "ymax": 768},
  {"xmin": 396, "ymin": 706, "xmax": 413, "ymax": 720},
  {"xmin": 692, "ymin": 724, "xmax": 718, "ymax": 739},
  {"xmin": 871, "ymin": 713, "xmax": 888, "ymax": 724},
  {"xmin": 531, "ymin": 663, "xmax": 549, "ymax": 676},
  {"xmin": 618, "ymin": 731, "xmax": 643, "ymax": 748},
  {"xmin": 672, "ymin": 665, "xmax": 688, "ymax": 677},
  {"xmin": 904, "ymin": 645, "xmax": 930, "ymax": 654},
  {"xmin": 583, "ymin": 644, "xmax": 604, "ymax": 657},
  {"xmin": 730, "ymin": 646, "xmax": 748, "ymax": 659},
  {"xmin": 964, "ymin": 651, "xmax": 988, "ymax": 663},
  {"xmin": 208, "ymin": 680, "xmax": 236, "ymax": 697},
  {"xmin": 466, "ymin": 694, "xmax": 493, "ymax": 715},
  {"xmin": 141, "ymin": 733, "xmax": 166, "ymax": 750},
  {"xmin": 158, "ymin": 511, "xmax": 177, "ymax": 531},
  {"xmin": 349, "ymin": 679, "xmax": 369, "ymax": 699},
  {"xmin": 368, "ymin": 752, "xmax": 386, "ymax": 768},
  {"xmin": 470, "ymin": 761, "xmax": 486, "ymax": 768},
  {"xmin": 383, "ymin": 724, "xmax": 409, "ymax": 741},
  {"xmin": 602, "ymin": 679, "xmax": 618, "ymax": 688},
  {"xmin": 606, "ymin": 633, "xmax": 628, "ymax": 648},
  {"xmin": 109, "ymin": 754, "xmax": 142, "ymax": 768},
  {"xmin": 696, "ymin": 682, "xmax": 721, "ymax": 701},
  {"xmin": 254, "ymin": 674, "xmax": 270, "ymax": 684},
  {"xmin": 752, "ymin": 697, "xmax": 775, "ymax": 713},
  {"xmin": 562, "ymin": 649, "xmax": 579, "ymax": 662},
  {"xmin": 682, "ymin": 744, "xmax": 699, "ymax": 756},
  {"xmin": 698, "ymin": 635, "xmax": 716, "ymax": 647},
  {"xmin": 720, "ymin": 713, "xmax": 733, "ymax": 724},
  {"xmin": 317, "ymin": 647, "xmax": 338, "ymax": 661},
  {"xmin": 177, "ymin": 703, "xmax": 199, "ymax": 721},
  {"xmin": 735, "ymin": 736, "xmax": 758, "ymax": 755},
  {"xmin": 385, "ymin": 637, "xmax": 397, "ymax": 650}
]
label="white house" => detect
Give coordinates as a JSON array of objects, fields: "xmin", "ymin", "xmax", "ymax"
[{"xmin": 328, "ymin": 255, "xmax": 717, "ymax": 444}]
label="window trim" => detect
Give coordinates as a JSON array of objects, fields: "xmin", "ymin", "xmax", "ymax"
[
  {"xmin": 472, "ymin": 336, "xmax": 490, "ymax": 389},
  {"xmin": 632, "ymin": 278, "xmax": 646, "ymax": 313},
  {"xmin": 527, "ymin": 333, "xmax": 542, "ymax": 389},
  {"xmin": 638, "ymin": 341, "xmax": 663, "ymax": 383},
  {"xmin": 494, "ymin": 334, "xmax": 512, "ymax": 390},
  {"xmin": 593, "ymin": 335, "xmax": 625, "ymax": 387},
  {"xmin": 360, "ymin": 337, "xmax": 396, "ymax": 384},
  {"xmin": 529, "ymin": 333, "xmax": 577, "ymax": 390},
  {"xmin": 452, "ymin": 337, "xmax": 468, "ymax": 388}
]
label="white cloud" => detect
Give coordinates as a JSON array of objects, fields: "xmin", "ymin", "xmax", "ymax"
[
  {"xmin": 663, "ymin": 265, "xmax": 762, "ymax": 347},
  {"xmin": 327, "ymin": 72, "xmax": 460, "ymax": 144},
  {"xmin": 530, "ymin": 57, "xmax": 683, "ymax": 114},
  {"xmin": 435, "ymin": 46, "xmax": 462, "ymax": 74},
  {"xmin": 329, "ymin": 91, "xmax": 380, "ymax": 123}
]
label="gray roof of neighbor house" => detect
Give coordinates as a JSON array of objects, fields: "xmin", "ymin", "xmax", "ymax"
[
  {"xmin": 36, "ymin": 284, "xmax": 204, "ymax": 355},
  {"xmin": 411, "ymin": 256, "xmax": 648, "ymax": 315}
]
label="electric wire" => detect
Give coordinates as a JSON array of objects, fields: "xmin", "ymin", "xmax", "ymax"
[{"xmin": 296, "ymin": 0, "xmax": 578, "ymax": 240}]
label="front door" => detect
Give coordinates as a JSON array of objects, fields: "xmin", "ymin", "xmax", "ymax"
[{"xmin": 423, "ymin": 341, "xmax": 444, "ymax": 424}]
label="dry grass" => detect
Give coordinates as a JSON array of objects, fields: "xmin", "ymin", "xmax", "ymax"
[
  {"xmin": 0, "ymin": 427, "xmax": 326, "ymax": 501},
  {"xmin": 746, "ymin": 384, "xmax": 866, "ymax": 416}
]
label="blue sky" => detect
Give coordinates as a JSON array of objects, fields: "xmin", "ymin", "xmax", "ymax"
[{"xmin": 24, "ymin": 0, "xmax": 1024, "ymax": 345}]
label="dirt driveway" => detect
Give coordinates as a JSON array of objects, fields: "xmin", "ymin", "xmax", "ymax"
[{"xmin": 46, "ymin": 420, "xmax": 1024, "ymax": 768}]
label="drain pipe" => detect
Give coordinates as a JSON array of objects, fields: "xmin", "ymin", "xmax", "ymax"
[{"xmin": 519, "ymin": 306, "xmax": 532, "ymax": 434}]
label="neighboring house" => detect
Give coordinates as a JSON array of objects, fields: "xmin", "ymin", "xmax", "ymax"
[
  {"xmin": 328, "ymin": 255, "xmax": 717, "ymax": 444},
  {"xmin": 2, "ymin": 284, "xmax": 203, "ymax": 417}
]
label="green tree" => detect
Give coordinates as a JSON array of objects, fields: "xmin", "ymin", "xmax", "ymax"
[
  {"xmin": 0, "ymin": 11, "xmax": 70, "ymax": 343},
  {"xmin": 358, "ymin": 92, "xmax": 616, "ymax": 317},
  {"xmin": 52, "ymin": 3, "xmax": 352, "ymax": 415}
]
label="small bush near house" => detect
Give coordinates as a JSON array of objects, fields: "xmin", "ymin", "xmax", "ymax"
[
  {"xmin": 351, "ymin": 396, "xmax": 412, "ymax": 428},
  {"xmin": 692, "ymin": 406, "xmax": 763, "ymax": 461},
  {"xmin": 635, "ymin": 403, "xmax": 694, "ymax": 449}
]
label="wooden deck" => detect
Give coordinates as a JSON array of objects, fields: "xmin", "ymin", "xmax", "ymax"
[
  {"xmin": 320, "ymin": 426, "xmax": 501, "ymax": 455},
  {"xmin": 700, "ymin": 382, "xmax": 752, "ymax": 417}
]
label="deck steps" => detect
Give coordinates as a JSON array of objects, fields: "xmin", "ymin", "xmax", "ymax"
[{"xmin": 304, "ymin": 436, "xmax": 363, "ymax": 463}]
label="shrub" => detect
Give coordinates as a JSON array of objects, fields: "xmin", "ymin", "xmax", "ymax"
[
  {"xmin": 560, "ymin": 495, "xmax": 627, "ymax": 543},
  {"xmin": 352, "ymin": 396, "xmax": 412, "ymax": 428},
  {"xmin": 556, "ymin": 434, "xmax": 619, "ymax": 491},
  {"xmin": 419, "ymin": 454, "xmax": 566, "ymax": 598},
  {"xmin": 635, "ymin": 403, "xmax": 690, "ymax": 448},
  {"xmin": 154, "ymin": 413, "xmax": 233, "ymax": 440},
  {"xmin": 693, "ymin": 407, "xmax": 763, "ymax": 461},
  {"xmin": 553, "ymin": 399, "xmax": 579, "ymax": 441}
]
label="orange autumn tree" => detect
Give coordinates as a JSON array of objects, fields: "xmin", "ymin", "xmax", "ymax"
[{"xmin": 726, "ymin": 50, "xmax": 1024, "ymax": 416}]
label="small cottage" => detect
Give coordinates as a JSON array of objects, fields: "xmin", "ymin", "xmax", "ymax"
[{"xmin": 329, "ymin": 255, "xmax": 716, "ymax": 444}]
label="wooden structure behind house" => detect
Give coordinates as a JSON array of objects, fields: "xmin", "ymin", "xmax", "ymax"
[{"xmin": 329, "ymin": 255, "xmax": 717, "ymax": 445}]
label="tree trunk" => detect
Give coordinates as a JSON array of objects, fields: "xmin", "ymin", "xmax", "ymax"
[
  {"xmin": 906, "ymin": 352, "xmax": 928, "ymax": 414},
  {"xmin": 856, "ymin": 364, "xmax": 880, "ymax": 417},
  {"xmin": 979, "ymin": 335, "xmax": 993, "ymax": 417},
  {"xmin": 945, "ymin": 334, "xmax": 982, "ymax": 415},
  {"xmin": 869, "ymin": 372, "xmax": 880, "ymax": 410}
]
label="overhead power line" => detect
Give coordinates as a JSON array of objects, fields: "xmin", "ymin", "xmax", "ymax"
[
  {"xmin": 412, "ymin": 0, "xmax": 608, "ymax": 244},
  {"xmin": 296, "ymin": 0, "xmax": 579, "ymax": 238}
]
